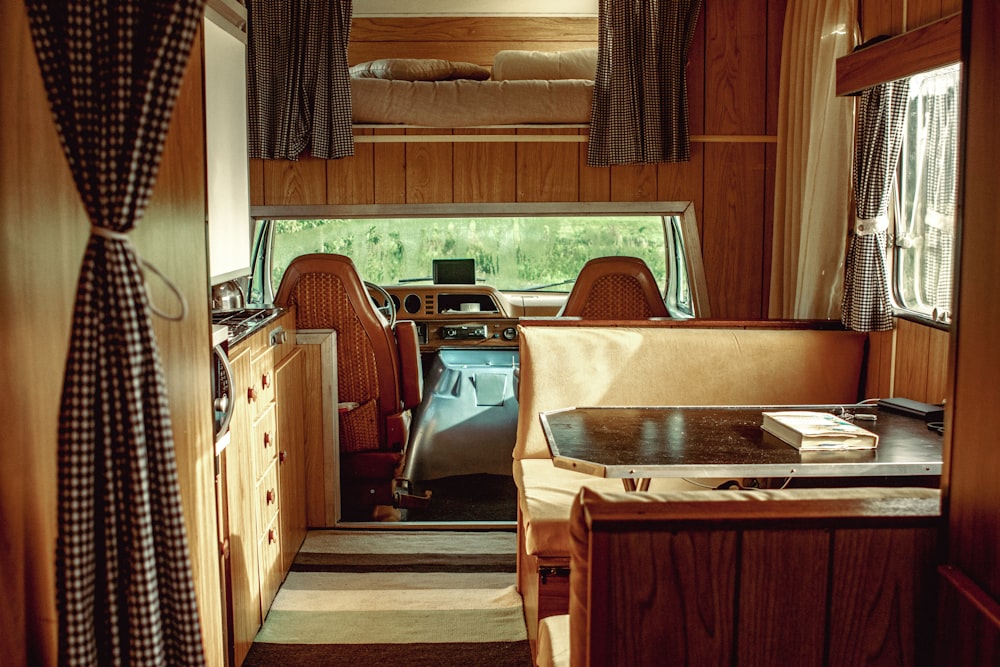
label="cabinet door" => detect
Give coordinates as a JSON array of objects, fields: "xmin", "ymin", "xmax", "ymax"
[
  {"xmin": 224, "ymin": 345, "xmax": 261, "ymax": 666},
  {"xmin": 276, "ymin": 348, "xmax": 307, "ymax": 573}
]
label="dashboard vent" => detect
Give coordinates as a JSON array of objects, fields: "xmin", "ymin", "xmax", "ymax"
[{"xmin": 424, "ymin": 294, "xmax": 434, "ymax": 315}]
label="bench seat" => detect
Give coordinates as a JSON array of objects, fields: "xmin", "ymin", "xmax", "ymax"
[
  {"xmin": 512, "ymin": 321, "xmax": 871, "ymax": 652},
  {"xmin": 538, "ymin": 485, "xmax": 941, "ymax": 667}
]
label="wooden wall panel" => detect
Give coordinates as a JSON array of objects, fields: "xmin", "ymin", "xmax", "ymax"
[
  {"xmin": 349, "ymin": 17, "xmax": 598, "ymax": 67},
  {"xmin": 865, "ymin": 329, "xmax": 895, "ymax": 400},
  {"xmin": 860, "ymin": 0, "xmax": 905, "ymax": 40},
  {"xmin": 2, "ymin": 5, "xmax": 85, "ymax": 662},
  {"xmin": 657, "ymin": 149, "xmax": 705, "ymax": 234},
  {"xmin": 327, "ymin": 131, "xmax": 374, "ymax": 205},
  {"xmin": 251, "ymin": 6, "xmax": 786, "ymax": 318},
  {"xmin": 610, "ymin": 164, "xmax": 658, "ymax": 202},
  {"xmin": 453, "ymin": 130, "xmax": 517, "ymax": 203},
  {"xmin": 943, "ymin": 0, "xmax": 1000, "ymax": 620},
  {"xmin": 1, "ymin": 5, "xmax": 223, "ymax": 664},
  {"xmin": 702, "ymin": 143, "xmax": 767, "ymax": 319},
  {"xmin": 263, "ymin": 156, "xmax": 327, "ymax": 206},
  {"xmin": 373, "ymin": 128, "xmax": 406, "ymax": 204},
  {"xmin": 139, "ymin": 34, "xmax": 224, "ymax": 666},
  {"xmin": 738, "ymin": 529, "xmax": 830, "ymax": 666},
  {"xmin": 704, "ymin": 0, "xmax": 767, "ymax": 136},
  {"xmin": 516, "ymin": 129, "xmax": 580, "ymax": 202},
  {"xmin": 579, "ymin": 139, "xmax": 611, "ymax": 202},
  {"xmin": 405, "ymin": 131, "xmax": 453, "ymax": 203}
]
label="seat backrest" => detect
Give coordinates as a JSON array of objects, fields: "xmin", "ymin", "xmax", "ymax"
[
  {"xmin": 568, "ymin": 485, "xmax": 942, "ymax": 667},
  {"xmin": 558, "ymin": 256, "xmax": 669, "ymax": 319},
  {"xmin": 275, "ymin": 253, "xmax": 403, "ymax": 452}
]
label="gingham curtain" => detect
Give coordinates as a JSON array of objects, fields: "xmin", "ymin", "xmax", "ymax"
[
  {"xmin": 587, "ymin": 0, "xmax": 703, "ymax": 167},
  {"xmin": 920, "ymin": 72, "xmax": 958, "ymax": 314},
  {"xmin": 247, "ymin": 0, "xmax": 354, "ymax": 160},
  {"xmin": 841, "ymin": 79, "xmax": 909, "ymax": 332},
  {"xmin": 24, "ymin": 2, "xmax": 206, "ymax": 665}
]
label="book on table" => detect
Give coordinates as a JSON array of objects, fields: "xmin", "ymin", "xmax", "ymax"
[{"xmin": 761, "ymin": 411, "xmax": 879, "ymax": 450}]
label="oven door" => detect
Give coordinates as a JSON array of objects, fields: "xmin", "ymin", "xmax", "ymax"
[{"xmin": 212, "ymin": 341, "xmax": 235, "ymax": 446}]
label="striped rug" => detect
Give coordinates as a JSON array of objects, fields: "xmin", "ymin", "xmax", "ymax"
[{"xmin": 244, "ymin": 530, "xmax": 532, "ymax": 666}]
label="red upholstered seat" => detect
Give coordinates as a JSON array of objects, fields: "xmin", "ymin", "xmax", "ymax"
[{"xmin": 275, "ymin": 253, "xmax": 424, "ymax": 519}]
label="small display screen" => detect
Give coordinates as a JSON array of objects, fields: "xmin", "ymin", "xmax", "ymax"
[{"xmin": 433, "ymin": 258, "xmax": 476, "ymax": 284}]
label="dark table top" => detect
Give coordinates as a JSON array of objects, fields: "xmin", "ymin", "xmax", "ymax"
[{"xmin": 540, "ymin": 405, "xmax": 943, "ymax": 480}]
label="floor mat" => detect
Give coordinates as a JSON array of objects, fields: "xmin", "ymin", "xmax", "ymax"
[{"xmin": 244, "ymin": 529, "xmax": 532, "ymax": 666}]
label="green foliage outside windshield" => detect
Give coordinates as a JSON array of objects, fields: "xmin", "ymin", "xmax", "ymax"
[{"xmin": 270, "ymin": 216, "xmax": 668, "ymax": 292}]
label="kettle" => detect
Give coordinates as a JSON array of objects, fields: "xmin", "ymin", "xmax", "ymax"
[{"xmin": 211, "ymin": 279, "xmax": 246, "ymax": 311}]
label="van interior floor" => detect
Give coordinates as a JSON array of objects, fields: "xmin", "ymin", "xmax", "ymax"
[{"xmin": 403, "ymin": 473, "xmax": 518, "ymax": 523}]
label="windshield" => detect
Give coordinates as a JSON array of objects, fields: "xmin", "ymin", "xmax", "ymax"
[{"xmin": 265, "ymin": 215, "xmax": 671, "ymax": 293}]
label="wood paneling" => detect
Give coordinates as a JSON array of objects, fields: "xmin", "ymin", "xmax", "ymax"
[
  {"xmin": 453, "ymin": 129, "xmax": 516, "ymax": 203},
  {"xmin": 349, "ymin": 17, "xmax": 598, "ymax": 66},
  {"xmin": 373, "ymin": 128, "xmax": 406, "ymax": 204},
  {"xmin": 251, "ymin": 7, "xmax": 787, "ymax": 318},
  {"xmin": 263, "ymin": 155, "xmax": 327, "ymax": 206},
  {"xmin": 328, "ymin": 130, "xmax": 374, "ymax": 205},
  {"xmin": 583, "ymin": 492, "xmax": 941, "ymax": 666},
  {"xmin": 139, "ymin": 31, "xmax": 225, "ymax": 667},
  {"xmin": 702, "ymin": 143, "xmax": 767, "ymax": 319},
  {"xmin": 939, "ymin": 0, "xmax": 1000, "ymax": 656},
  {"xmin": 405, "ymin": 130, "xmax": 454, "ymax": 203},
  {"xmin": 704, "ymin": 0, "xmax": 767, "ymax": 135},
  {"xmin": 516, "ymin": 128, "xmax": 580, "ymax": 202},
  {"xmin": 837, "ymin": 13, "xmax": 961, "ymax": 96},
  {"xmin": 1, "ymin": 4, "xmax": 85, "ymax": 663},
  {"xmin": 1, "ymin": 5, "xmax": 223, "ymax": 664}
]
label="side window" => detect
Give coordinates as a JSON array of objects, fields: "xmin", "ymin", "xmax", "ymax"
[{"xmin": 893, "ymin": 63, "xmax": 961, "ymax": 326}]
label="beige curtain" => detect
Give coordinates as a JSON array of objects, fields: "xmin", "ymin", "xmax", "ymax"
[{"xmin": 769, "ymin": 0, "xmax": 856, "ymax": 320}]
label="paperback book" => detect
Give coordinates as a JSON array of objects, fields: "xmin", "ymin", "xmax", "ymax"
[{"xmin": 761, "ymin": 411, "xmax": 879, "ymax": 450}]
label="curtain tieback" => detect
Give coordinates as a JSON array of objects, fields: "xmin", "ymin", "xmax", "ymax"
[
  {"xmin": 854, "ymin": 214, "xmax": 889, "ymax": 236},
  {"xmin": 91, "ymin": 225, "xmax": 189, "ymax": 322}
]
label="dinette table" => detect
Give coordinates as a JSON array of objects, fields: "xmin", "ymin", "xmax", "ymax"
[{"xmin": 539, "ymin": 405, "xmax": 943, "ymax": 491}]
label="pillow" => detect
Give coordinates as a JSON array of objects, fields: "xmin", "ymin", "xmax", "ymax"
[
  {"xmin": 492, "ymin": 48, "xmax": 598, "ymax": 81},
  {"xmin": 349, "ymin": 58, "xmax": 491, "ymax": 81}
]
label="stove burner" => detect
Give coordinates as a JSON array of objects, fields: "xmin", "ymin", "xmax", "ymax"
[{"xmin": 211, "ymin": 307, "xmax": 282, "ymax": 344}]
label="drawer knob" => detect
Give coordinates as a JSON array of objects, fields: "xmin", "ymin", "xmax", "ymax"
[
  {"xmin": 247, "ymin": 387, "xmax": 257, "ymax": 403},
  {"xmin": 263, "ymin": 431, "xmax": 271, "ymax": 448},
  {"xmin": 268, "ymin": 529, "xmax": 276, "ymax": 544},
  {"xmin": 261, "ymin": 373, "xmax": 271, "ymax": 389},
  {"xmin": 266, "ymin": 488, "xmax": 275, "ymax": 505}
]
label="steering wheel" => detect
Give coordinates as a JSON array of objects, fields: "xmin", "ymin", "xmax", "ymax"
[{"xmin": 365, "ymin": 281, "xmax": 397, "ymax": 329}]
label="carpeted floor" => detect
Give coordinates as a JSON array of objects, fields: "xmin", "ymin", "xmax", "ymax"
[{"xmin": 244, "ymin": 529, "xmax": 532, "ymax": 666}]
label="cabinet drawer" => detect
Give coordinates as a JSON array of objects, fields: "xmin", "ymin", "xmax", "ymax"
[
  {"xmin": 258, "ymin": 514, "xmax": 283, "ymax": 617},
  {"xmin": 249, "ymin": 355, "xmax": 275, "ymax": 421},
  {"xmin": 251, "ymin": 403, "xmax": 277, "ymax": 480},
  {"xmin": 256, "ymin": 460, "xmax": 279, "ymax": 536}
]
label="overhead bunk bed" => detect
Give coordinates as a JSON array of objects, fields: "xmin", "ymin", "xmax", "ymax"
[{"xmin": 348, "ymin": 48, "xmax": 598, "ymax": 142}]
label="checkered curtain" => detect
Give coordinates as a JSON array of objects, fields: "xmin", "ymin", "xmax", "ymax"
[
  {"xmin": 247, "ymin": 0, "xmax": 355, "ymax": 160},
  {"xmin": 841, "ymin": 79, "xmax": 909, "ymax": 332},
  {"xmin": 24, "ymin": 1, "xmax": 206, "ymax": 665},
  {"xmin": 920, "ymin": 75, "xmax": 958, "ymax": 314},
  {"xmin": 587, "ymin": 0, "xmax": 703, "ymax": 167}
]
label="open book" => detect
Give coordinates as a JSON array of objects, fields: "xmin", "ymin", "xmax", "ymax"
[{"xmin": 761, "ymin": 411, "xmax": 879, "ymax": 450}]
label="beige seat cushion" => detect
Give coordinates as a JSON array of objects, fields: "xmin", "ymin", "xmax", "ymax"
[
  {"xmin": 514, "ymin": 458, "xmax": 725, "ymax": 557},
  {"xmin": 537, "ymin": 614, "xmax": 571, "ymax": 667}
]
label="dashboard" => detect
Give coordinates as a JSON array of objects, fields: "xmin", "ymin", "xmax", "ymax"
[{"xmin": 380, "ymin": 285, "xmax": 565, "ymax": 349}]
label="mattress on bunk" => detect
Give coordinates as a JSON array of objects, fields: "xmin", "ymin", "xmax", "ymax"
[{"xmin": 350, "ymin": 77, "xmax": 594, "ymax": 127}]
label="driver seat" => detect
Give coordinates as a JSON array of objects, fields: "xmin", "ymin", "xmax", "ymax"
[{"xmin": 275, "ymin": 253, "xmax": 427, "ymax": 519}]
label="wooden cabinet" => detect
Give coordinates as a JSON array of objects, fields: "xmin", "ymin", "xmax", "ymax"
[
  {"xmin": 276, "ymin": 348, "xmax": 308, "ymax": 573},
  {"xmin": 222, "ymin": 310, "xmax": 304, "ymax": 666}
]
